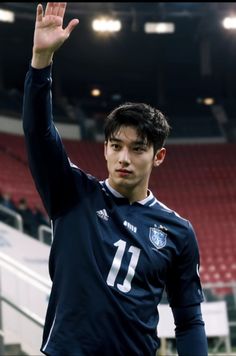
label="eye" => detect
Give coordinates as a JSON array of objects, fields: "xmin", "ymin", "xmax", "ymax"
[
  {"xmin": 133, "ymin": 146, "xmax": 146, "ymax": 152},
  {"xmin": 111, "ymin": 143, "xmax": 120, "ymax": 150}
]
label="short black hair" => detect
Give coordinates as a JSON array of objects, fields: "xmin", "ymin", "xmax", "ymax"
[{"xmin": 104, "ymin": 102, "xmax": 171, "ymax": 153}]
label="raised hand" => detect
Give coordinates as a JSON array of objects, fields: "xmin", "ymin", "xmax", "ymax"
[{"xmin": 32, "ymin": 2, "xmax": 79, "ymax": 68}]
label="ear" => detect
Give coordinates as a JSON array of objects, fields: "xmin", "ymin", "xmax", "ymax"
[
  {"xmin": 104, "ymin": 141, "xmax": 108, "ymax": 161},
  {"xmin": 153, "ymin": 147, "xmax": 166, "ymax": 167}
]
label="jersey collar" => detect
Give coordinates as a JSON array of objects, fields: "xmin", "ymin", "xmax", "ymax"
[{"xmin": 101, "ymin": 179, "xmax": 156, "ymax": 206}]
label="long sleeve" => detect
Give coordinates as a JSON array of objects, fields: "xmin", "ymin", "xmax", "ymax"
[
  {"xmin": 22, "ymin": 64, "xmax": 78, "ymax": 219},
  {"xmin": 172, "ymin": 304, "xmax": 208, "ymax": 356}
]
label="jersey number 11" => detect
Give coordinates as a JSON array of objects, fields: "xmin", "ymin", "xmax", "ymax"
[{"xmin": 106, "ymin": 239, "xmax": 141, "ymax": 293}]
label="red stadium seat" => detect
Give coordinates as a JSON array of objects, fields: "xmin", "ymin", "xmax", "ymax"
[{"xmin": 1, "ymin": 132, "xmax": 236, "ymax": 293}]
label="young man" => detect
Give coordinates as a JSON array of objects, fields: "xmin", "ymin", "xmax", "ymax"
[{"xmin": 22, "ymin": 3, "xmax": 208, "ymax": 355}]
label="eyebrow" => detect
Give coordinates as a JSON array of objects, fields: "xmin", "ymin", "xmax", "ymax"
[{"xmin": 109, "ymin": 137, "xmax": 148, "ymax": 146}]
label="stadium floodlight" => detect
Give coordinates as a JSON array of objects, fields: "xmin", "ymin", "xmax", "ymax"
[
  {"xmin": 203, "ymin": 97, "xmax": 215, "ymax": 106},
  {"xmin": 0, "ymin": 9, "xmax": 14, "ymax": 23},
  {"xmin": 222, "ymin": 16, "xmax": 236, "ymax": 30},
  {"xmin": 91, "ymin": 88, "xmax": 101, "ymax": 97},
  {"xmin": 196, "ymin": 97, "xmax": 215, "ymax": 105},
  {"xmin": 144, "ymin": 22, "xmax": 175, "ymax": 34},
  {"xmin": 92, "ymin": 18, "xmax": 121, "ymax": 32}
]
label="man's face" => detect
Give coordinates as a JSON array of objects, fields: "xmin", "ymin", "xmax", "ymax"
[{"xmin": 104, "ymin": 125, "xmax": 165, "ymax": 200}]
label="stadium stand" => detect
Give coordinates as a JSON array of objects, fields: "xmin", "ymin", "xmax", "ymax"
[
  {"xmin": 151, "ymin": 143, "xmax": 236, "ymax": 293},
  {"xmin": 164, "ymin": 99, "xmax": 224, "ymax": 139},
  {"xmin": 0, "ymin": 132, "xmax": 40, "ymax": 210},
  {"xmin": 1, "ymin": 131, "xmax": 236, "ymax": 292}
]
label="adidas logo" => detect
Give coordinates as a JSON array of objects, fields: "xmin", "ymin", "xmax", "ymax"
[{"xmin": 96, "ymin": 209, "xmax": 109, "ymax": 221}]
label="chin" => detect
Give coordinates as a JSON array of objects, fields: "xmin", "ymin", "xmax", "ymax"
[{"xmin": 117, "ymin": 179, "xmax": 134, "ymax": 189}]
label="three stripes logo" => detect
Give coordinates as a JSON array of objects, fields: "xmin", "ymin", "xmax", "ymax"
[{"xmin": 96, "ymin": 209, "xmax": 109, "ymax": 221}]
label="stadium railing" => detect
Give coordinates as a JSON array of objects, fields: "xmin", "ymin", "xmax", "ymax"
[{"xmin": 0, "ymin": 204, "xmax": 23, "ymax": 232}]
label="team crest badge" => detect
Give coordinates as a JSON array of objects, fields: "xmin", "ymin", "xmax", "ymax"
[{"xmin": 149, "ymin": 227, "xmax": 167, "ymax": 249}]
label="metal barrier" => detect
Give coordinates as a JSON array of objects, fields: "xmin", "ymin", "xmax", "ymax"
[
  {"xmin": 38, "ymin": 224, "xmax": 52, "ymax": 245},
  {"xmin": 0, "ymin": 205, "xmax": 23, "ymax": 232},
  {"xmin": 0, "ymin": 251, "xmax": 51, "ymax": 354}
]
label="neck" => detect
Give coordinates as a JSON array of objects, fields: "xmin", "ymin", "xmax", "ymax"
[{"xmin": 106, "ymin": 178, "xmax": 149, "ymax": 203}]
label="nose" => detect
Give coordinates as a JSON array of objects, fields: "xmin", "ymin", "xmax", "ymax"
[{"xmin": 118, "ymin": 148, "xmax": 131, "ymax": 165}]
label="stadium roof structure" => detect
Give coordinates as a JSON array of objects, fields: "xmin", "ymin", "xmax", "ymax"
[{"xmin": 0, "ymin": 2, "xmax": 236, "ymax": 116}]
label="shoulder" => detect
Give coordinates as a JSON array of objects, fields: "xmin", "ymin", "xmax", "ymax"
[
  {"xmin": 153, "ymin": 198, "xmax": 197, "ymax": 249},
  {"xmin": 155, "ymin": 199, "xmax": 191, "ymax": 229},
  {"xmin": 69, "ymin": 160, "xmax": 100, "ymax": 187}
]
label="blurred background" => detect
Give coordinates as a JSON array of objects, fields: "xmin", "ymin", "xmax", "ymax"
[{"xmin": 0, "ymin": 2, "xmax": 236, "ymax": 355}]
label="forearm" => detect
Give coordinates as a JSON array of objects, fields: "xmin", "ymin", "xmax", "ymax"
[
  {"xmin": 175, "ymin": 322, "xmax": 208, "ymax": 356},
  {"xmin": 173, "ymin": 305, "xmax": 208, "ymax": 356},
  {"xmin": 22, "ymin": 64, "xmax": 53, "ymax": 134},
  {"xmin": 22, "ymin": 65, "xmax": 77, "ymax": 219}
]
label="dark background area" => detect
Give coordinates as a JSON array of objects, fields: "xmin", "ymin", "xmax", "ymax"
[{"xmin": 0, "ymin": 2, "xmax": 236, "ymax": 133}]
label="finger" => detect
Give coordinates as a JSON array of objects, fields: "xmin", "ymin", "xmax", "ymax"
[
  {"xmin": 51, "ymin": 2, "xmax": 61, "ymax": 16},
  {"xmin": 65, "ymin": 18, "xmax": 79, "ymax": 37},
  {"xmin": 45, "ymin": 2, "xmax": 53, "ymax": 16},
  {"xmin": 36, "ymin": 3, "xmax": 43, "ymax": 22},
  {"xmin": 57, "ymin": 3, "xmax": 67, "ymax": 18}
]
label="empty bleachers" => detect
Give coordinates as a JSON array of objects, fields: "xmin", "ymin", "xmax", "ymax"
[
  {"xmin": 0, "ymin": 133, "xmax": 40, "ymax": 210},
  {"xmin": 150, "ymin": 143, "xmax": 236, "ymax": 295},
  {"xmin": 1, "ymin": 132, "xmax": 236, "ymax": 293}
]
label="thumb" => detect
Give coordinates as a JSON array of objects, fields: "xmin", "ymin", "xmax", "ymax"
[{"xmin": 65, "ymin": 19, "xmax": 79, "ymax": 37}]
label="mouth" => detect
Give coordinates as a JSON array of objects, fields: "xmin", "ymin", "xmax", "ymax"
[{"xmin": 116, "ymin": 169, "xmax": 132, "ymax": 177}]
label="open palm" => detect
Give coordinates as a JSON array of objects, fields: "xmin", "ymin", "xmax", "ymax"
[{"xmin": 33, "ymin": 2, "xmax": 79, "ymax": 54}]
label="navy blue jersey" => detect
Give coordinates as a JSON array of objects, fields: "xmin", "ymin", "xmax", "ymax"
[{"xmin": 22, "ymin": 65, "xmax": 206, "ymax": 356}]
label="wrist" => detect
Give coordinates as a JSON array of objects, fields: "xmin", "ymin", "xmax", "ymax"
[{"xmin": 31, "ymin": 50, "xmax": 54, "ymax": 69}]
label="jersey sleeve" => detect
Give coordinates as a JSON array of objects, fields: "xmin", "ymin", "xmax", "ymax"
[
  {"xmin": 22, "ymin": 64, "xmax": 79, "ymax": 219},
  {"xmin": 165, "ymin": 221, "xmax": 205, "ymax": 307},
  {"xmin": 172, "ymin": 304, "xmax": 208, "ymax": 355}
]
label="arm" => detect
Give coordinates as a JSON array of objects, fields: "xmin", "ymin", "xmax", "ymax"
[
  {"xmin": 166, "ymin": 222, "xmax": 208, "ymax": 355},
  {"xmin": 22, "ymin": 3, "xmax": 79, "ymax": 219},
  {"xmin": 172, "ymin": 304, "xmax": 208, "ymax": 356}
]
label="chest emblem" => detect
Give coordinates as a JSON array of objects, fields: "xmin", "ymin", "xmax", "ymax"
[{"xmin": 149, "ymin": 227, "xmax": 167, "ymax": 249}]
